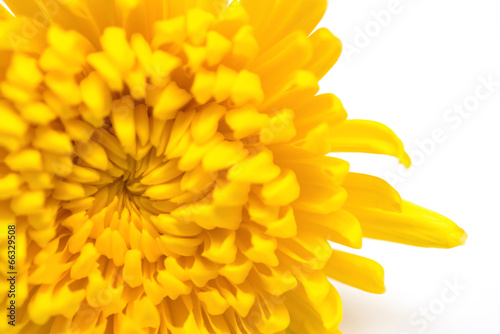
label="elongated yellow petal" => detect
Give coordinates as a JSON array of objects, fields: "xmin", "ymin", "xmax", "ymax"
[
  {"xmin": 296, "ymin": 209, "xmax": 363, "ymax": 249},
  {"xmin": 350, "ymin": 200, "xmax": 468, "ymax": 248},
  {"xmin": 343, "ymin": 172, "xmax": 402, "ymax": 212},
  {"xmin": 324, "ymin": 250, "xmax": 385, "ymax": 294},
  {"xmin": 304, "ymin": 28, "xmax": 342, "ymax": 80},
  {"xmin": 330, "ymin": 120, "xmax": 411, "ymax": 167},
  {"xmin": 111, "ymin": 95, "xmax": 137, "ymax": 155}
]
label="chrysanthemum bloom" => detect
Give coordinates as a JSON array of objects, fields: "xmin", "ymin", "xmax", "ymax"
[{"xmin": 0, "ymin": 0, "xmax": 466, "ymax": 333}]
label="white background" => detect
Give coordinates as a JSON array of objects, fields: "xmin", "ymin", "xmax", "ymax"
[{"xmin": 320, "ymin": 0, "xmax": 500, "ymax": 333}]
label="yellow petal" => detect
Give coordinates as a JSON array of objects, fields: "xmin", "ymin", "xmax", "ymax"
[
  {"xmin": 80, "ymin": 71, "xmax": 112, "ymax": 125},
  {"xmin": 100, "ymin": 27, "xmax": 135, "ymax": 72},
  {"xmin": 132, "ymin": 297, "xmax": 160, "ymax": 328},
  {"xmin": 186, "ymin": 8, "xmax": 215, "ymax": 45},
  {"xmin": 323, "ymin": 250, "xmax": 385, "ymax": 294},
  {"xmin": 203, "ymin": 140, "xmax": 248, "ymax": 171},
  {"xmin": 87, "ymin": 52, "xmax": 124, "ymax": 92},
  {"xmin": 214, "ymin": 65, "xmax": 238, "ymax": 102},
  {"xmin": 230, "ymin": 70, "xmax": 264, "ymax": 106},
  {"xmin": 217, "ymin": 280, "xmax": 255, "ymax": 318},
  {"xmin": 6, "ymin": 53, "xmax": 43, "ymax": 89},
  {"xmin": 70, "ymin": 244, "xmax": 100, "ymax": 279},
  {"xmin": 260, "ymin": 169, "xmax": 300, "ymax": 206},
  {"xmin": 260, "ymin": 109, "xmax": 297, "ymax": 145},
  {"xmin": 202, "ymin": 229, "xmax": 237, "ymax": 264},
  {"xmin": 190, "ymin": 103, "xmax": 225, "ymax": 144},
  {"xmin": 0, "ymin": 102, "xmax": 28, "ymax": 137},
  {"xmin": 296, "ymin": 209, "xmax": 363, "ymax": 249},
  {"xmin": 294, "ymin": 183, "xmax": 347, "ymax": 215},
  {"xmin": 173, "ymin": 204, "xmax": 242, "ymax": 230},
  {"xmin": 330, "ymin": 120, "xmax": 411, "ymax": 167},
  {"xmin": 111, "ymin": 95, "xmax": 137, "ymax": 155},
  {"xmin": 19, "ymin": 102, "xmax": 56, "ymax": 125},
  {"xmin": 212, "ymin": 181, "xmax": 250, "ymax": 207},
  {"xmin": 153, "ymin": 82, "xmax": 192, "ymax": 120},
  {"xmin": 304, "ymin": 28, "xmax": 342, "ymax": 80},
  {"xmin": 5, "ymin": 149, "xmax": 43, "ymax": 171},
  {"xmin": 343, "ymin": 173, "xmax": 402, "ymax": 212},
  {"xmin": 228, "ymin": 149, "xmax": 280, "ymax": 183},
  {"xmin": 11, "ymin": 190, "xmax": 45, "ymax": 214},
  {"xmin": 206, "ymin": 30, "xmax": 232, "ymax": 66},
  {"xmin": 0, "ymin": 173, "xmax": 21, "ymax": 199},
  {"xmin": 33, "ymin": 126, "xmax": 73, "ymax": 154},
  {"xmin": 75, "ymin": 140, "xmax": 109, "ymax": 171},
  {"xmin": 191, "ymin": 70, "xmax": 216, "ymax": 104},
  {"xmin": 350, "ymin": 200, "xmax": 468, "ymax": 248},
  {"xmin": 197, "ymin": 287, "xmax": 229, "ymax": 315},
  {"xmin": 225, "ymin": 105, "xmax": 269, "ymax": 139}
]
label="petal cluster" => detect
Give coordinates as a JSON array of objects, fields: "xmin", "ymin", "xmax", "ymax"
[{"xmin": 0, "ymin": 1, "xmax": 466, "ymax": 333}]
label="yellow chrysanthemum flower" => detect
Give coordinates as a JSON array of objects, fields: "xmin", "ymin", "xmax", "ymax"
[{"xmin": 0, "ymin": 0, "xmax": 466, "ymax": 333}]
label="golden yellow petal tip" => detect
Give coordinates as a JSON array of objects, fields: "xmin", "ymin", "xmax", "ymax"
[
  {"xmin": 400, "ymin": 151, "xmax": 412, "ymax": 168},
  {"xmin": 372, "ymin": 267, "xmax": 387, "ymax": 295},
  {"xmin": 453, "ymin": 229, "xmax": 468, "ymax": 247}
]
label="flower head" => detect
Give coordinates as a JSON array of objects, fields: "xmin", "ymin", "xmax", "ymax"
[{"xmin": 0, "ymin": 0, "xmax": 466, "ymax": 333}]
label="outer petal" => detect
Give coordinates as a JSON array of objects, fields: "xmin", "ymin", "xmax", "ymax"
[
  {"xmin": 329, "ymin": 119, "xmax": 411, "ymax": 167},
  {"xmin": 304, "ymin": 28, "xmax": 342, "ymax": 80},
  {"xmin": 323, "ymin": 250, "xmax": 386, "ymax": 294},
  {"xmin": 349, "ymin": 200, "xmax": 467, "ymax": 248}
]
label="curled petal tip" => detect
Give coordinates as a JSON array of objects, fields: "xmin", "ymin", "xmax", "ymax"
[{"xmin": 400, "ymin": 151, "xmax": 412, "ymax": 168}]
